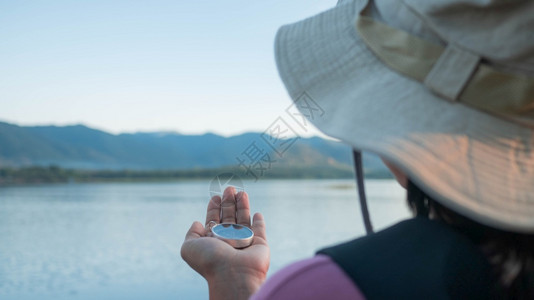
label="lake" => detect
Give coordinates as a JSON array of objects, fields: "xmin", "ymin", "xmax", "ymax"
[{"xmin": 0, "ymin": 179, "xmax": 410, "ymax": 300}]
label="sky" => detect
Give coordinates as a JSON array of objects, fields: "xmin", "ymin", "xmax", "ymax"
[{"xmin": 0, "ymin": 0, "xmax": 337, "ymax": 136}]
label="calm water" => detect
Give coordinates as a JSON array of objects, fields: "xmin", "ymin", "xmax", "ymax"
[{"xmin": 0, "ymin": 179, "xmax": 410, "ymax": 300}]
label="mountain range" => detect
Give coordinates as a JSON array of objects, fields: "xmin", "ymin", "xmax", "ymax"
[{"xmin": 0, "ymin": 121, "xmax": 389, "ymax": 175}]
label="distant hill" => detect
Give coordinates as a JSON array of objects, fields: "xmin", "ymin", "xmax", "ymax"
[{"xmin": 0, "ymin": 121, "xmax": 389, "ymax": 176}]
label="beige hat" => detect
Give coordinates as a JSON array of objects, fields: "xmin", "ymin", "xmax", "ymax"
[{"xmin": 275, "ymin": 0, "xmax": 534, "ymax": 233}]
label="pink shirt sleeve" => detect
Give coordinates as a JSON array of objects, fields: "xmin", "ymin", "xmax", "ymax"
[{"xmin": 251, "ymin": 254, "xmax": 366, "ymax": 300}]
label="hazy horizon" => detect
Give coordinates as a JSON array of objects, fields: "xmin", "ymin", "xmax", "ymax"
[
  {"xmin": 0, "ymin": 1, "xmax": 335, "ymax": 137},
  {"xmin": 0, "ymin": 118, "xmax": 333, "ymax": 138}
]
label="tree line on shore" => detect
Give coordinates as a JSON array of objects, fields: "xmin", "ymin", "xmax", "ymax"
[{"xmin": 0, "ymin": 165, "xmax": 393, "ymax": 185}]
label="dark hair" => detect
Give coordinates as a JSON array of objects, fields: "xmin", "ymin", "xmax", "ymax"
[{"xmin": 407, "ymin": 180, "xmax": 534, "ymax": 300}]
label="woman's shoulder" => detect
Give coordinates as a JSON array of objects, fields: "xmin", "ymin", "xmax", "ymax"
[{"xmin": 251, "ymin": 254, "xmax": 366, "ymax": 300}]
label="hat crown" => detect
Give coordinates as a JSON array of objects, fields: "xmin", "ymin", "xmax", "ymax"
[{"xmin": 376, "ymin": 0, "xmax": 534, "ymax": 75}]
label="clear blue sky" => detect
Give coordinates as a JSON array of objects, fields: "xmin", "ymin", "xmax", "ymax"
[{"xmin": 0, "ymin": 0, "xmax": 336, "ymax": 136}]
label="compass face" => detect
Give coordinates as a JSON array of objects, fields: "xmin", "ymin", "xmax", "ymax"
[
  {"xmin": 209, "ymin": 173, "xmax": 244, "ymax": 198},
  {"xmin": 212, "ymin": 223, "xmax": 253, "ymax": 240}
]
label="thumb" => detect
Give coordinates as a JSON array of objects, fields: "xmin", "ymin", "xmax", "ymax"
[
  {"xmin": 184, "ymin": 221, "xmax": 205, "ymax": 242},
  {"xmin": 181, "ymin": 221, "xmax": 205, "ymax": 265}
]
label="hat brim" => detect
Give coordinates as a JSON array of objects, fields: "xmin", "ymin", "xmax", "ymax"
[{"xmin": 275, "ymin": 0, "xmax": 534, "ymax": 233}]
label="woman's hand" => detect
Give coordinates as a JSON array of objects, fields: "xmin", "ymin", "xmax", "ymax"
[{"xmin": 181, "ymin": 186, "xmax": 269, "ymax": 300}]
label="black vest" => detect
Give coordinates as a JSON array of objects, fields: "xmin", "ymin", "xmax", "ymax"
[{"xmin": 317, "ymin": 218, "xmax": 498, "ymax": 299}]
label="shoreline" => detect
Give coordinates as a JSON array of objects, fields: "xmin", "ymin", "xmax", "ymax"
[{"xmin": 0, "ymin": 165, "xmax": 393, "ymax": 185}]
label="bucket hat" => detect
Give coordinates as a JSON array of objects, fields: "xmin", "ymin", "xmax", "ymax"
[{"xmin": 275, "ymin": 0, "xmax": 534, "ymax": 233}]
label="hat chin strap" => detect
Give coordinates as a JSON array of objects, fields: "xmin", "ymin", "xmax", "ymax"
[{"xmin": 353, "ymin": 150, "xmax": 374, "ymax": 235}]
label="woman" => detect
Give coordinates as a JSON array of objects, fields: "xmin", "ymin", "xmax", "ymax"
[{"xmin": 181, "ymin": 0, "xmax": 534, "ymax": 298}]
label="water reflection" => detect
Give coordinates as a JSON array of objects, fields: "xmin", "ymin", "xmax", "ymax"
[{"xmin": 0, "ymin": 180, "xmax": 409, "ymax": 300}]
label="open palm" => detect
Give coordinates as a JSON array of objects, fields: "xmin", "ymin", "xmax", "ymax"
[{"xmin": 181, "ymin": 187, "xmax": 270, "ymax": 297}]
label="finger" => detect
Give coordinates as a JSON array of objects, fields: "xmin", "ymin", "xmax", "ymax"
[
  {"xmin": 181, "ymin": 221, "xmax": 206, "ymax": 265},
  {"xmin": 205, "ymin": 195, "xmax": 222, "ymax": 225},
  {"xmin": 184, "ymin": 221, "xmax": 205, "ymax": 242},
  {"xmin": 236, "ymin": 191, "xmax": 251, "ymax": 226},
  {"xmin": 251, "ymin": 213, "xmax": 267, "ymax": 243},
  {"xmin": 220, "ymin": 186, "xmax": 237, "ymax": 223}
]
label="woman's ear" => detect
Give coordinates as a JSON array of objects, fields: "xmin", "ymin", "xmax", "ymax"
[{"xmin": 381, "ymin": 158, "xmax": 408, "ymax": 189}]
